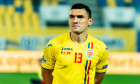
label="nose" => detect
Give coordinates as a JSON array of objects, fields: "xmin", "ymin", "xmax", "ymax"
[{"xmin": 73, "ymin": 17, "xmax": 78, "ymax": 24}]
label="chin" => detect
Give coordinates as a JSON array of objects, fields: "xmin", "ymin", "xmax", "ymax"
[
  {"xmin": 71, "ymin": 28, "xmax": 81, "ymax": 34},
  {"xmin": 73, "ymin": 31, "xmax": 82, "ymax": 34}
]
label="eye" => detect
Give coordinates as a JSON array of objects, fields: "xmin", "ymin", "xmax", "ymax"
[
  {"xmin": 77, "ymin": 15, "xmax": 84, "ymax": 18},
  {"xmin": 69, "ymin": 15, "xmax": 74, "ymax": 18}
]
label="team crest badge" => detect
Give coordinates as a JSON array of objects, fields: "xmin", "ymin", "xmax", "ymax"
[{"xmin": 86, "ymin": 49, "xmax": 94, "ymax": 59}]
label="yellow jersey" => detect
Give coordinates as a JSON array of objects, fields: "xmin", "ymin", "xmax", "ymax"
[{"xmin": 41, "ymin": 32, "xmax": 108, "ymax": 84}]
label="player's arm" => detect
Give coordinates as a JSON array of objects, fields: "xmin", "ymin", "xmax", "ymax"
[
  {"xmin": 95, "ymin": 72, "xmax": 106, "ymax": 84},
  {"xmin": 41, "ymin": 68, "xmax": 53, "ymax": 84},
  {"xmin": 41, "ymin": 41, "xmax": 56, "ymax": 84},
  {"xmin": 95, "ymin": 47, "xmax": 108, "ymax": 84}
]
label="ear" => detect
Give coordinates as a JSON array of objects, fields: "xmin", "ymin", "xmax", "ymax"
[{"xmin": 88, "ymin": 18, "xmax": 93, "ymax": 26}]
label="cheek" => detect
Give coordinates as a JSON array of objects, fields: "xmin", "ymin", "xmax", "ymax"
[
  {"xmin": 68, "ymin": 20, "xmax": 72, "ymax": 25},
  {"xmin": 69, "ymin": 18, "xmax": 73, "ymax": 22},
  {"xmin": 82, "ymin": 20, "xmax": 88, "ymax": 24},
  {"xmin": 82, "ymin": 21, "xmax": 88, "ymax": 26}
]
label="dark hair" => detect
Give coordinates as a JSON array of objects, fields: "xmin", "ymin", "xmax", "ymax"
[{"xmin": 71, "ymin": 3, "xmax": 91, "ymax": 18}]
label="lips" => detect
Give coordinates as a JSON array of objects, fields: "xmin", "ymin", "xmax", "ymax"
[{"xmin": 72, "ymin": 25, "xmax": 80, "ymax": 27}]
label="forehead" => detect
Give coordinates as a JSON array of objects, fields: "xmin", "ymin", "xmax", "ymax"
[{"xmin": 70, "ymin": 9, "xmax": 88, "ymax": 16}]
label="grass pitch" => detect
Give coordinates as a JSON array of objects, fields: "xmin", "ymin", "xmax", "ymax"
[{"xmin": 0, "ymin": 73, "xmax": 140, "ymax": 84}]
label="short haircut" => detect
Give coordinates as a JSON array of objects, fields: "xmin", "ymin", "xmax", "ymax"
[{"xmin": 71, "ymin": 3, "xmax": 92, "ymax": 18}]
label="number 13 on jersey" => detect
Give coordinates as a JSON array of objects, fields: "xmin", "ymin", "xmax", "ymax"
[{"xmin": 74, "ymin": 53, "xmax": 82, "ymax": 63}]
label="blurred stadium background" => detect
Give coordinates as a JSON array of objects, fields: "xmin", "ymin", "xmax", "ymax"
[{"xmin": 0, "ymin": 0, "xmax": 140, "ymax": 84}]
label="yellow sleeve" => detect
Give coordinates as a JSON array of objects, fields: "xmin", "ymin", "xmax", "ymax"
[
  {"xmin": 96, "ymin": 47, "xmax": 108, "ymax": 73},
  {"xmin": 41, "ymin": 40, "xmax": 56, "ymax": 69}
]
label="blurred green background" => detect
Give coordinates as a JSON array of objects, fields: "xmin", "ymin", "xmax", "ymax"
[{"xmin": 0, "ymin": 73, "xmax": 140, "ymax": 84}]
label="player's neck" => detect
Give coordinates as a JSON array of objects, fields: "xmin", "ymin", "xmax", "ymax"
[{"xmin": 70, "ymin": 32, "xmax": 88, "ymax": 44}]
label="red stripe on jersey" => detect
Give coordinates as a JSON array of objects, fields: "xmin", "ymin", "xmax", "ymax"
[
  {"xmin": 91, "ymin": 42, "xmax": 93, "ymax": 49},
  {"xmin": 87, "ymin": 60, "xmax": 91, "ymax": 84}
]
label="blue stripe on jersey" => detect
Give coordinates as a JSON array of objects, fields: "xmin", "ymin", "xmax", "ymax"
[
  {"xmin": 88, "ymin": 43, "xmax": 90, "ymax": 48},
  {"xmin": 84, "ymin": 60, "xmax": 88, "ymax": 84}
]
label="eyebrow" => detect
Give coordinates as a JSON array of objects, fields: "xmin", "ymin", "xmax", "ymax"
[{"xmin": 69, "ymin": 15, "xmax": 84, "ymax": 18}]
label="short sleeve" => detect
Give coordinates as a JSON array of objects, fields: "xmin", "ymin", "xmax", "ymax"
[
  {"xmin": 41, "ymin": 41, "xmax": 56, "ymax": 69},
  {"xmin": 96, "ymin": 47, "xmax": 108, "ymax": 73}
]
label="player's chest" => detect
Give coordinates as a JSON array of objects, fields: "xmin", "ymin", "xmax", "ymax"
[{"xmin": 55, "ymin": 45, "xmax": 100, "ymax": 68}]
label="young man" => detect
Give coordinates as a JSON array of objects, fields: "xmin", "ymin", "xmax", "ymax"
[{"xmin": 41, "ymin": 3, "xmax": 108, "ymax": 84}]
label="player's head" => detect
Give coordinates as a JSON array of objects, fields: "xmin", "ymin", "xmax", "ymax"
[
  {"xmin": 69, "ymin": 3, "xmax": 93, "ymax": 34},
  {"xmin": 71, "ymin": 3, "xmax": 91, "ymax": 19}
]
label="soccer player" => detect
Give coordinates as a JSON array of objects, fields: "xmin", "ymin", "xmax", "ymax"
[{"xmin": 41, "ymin": 3, "xmax": 108, "ymax": 84}]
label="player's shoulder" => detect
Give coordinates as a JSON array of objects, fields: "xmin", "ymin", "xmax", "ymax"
[
  {"xmin": 54, "ymin": 33, "xmax": 68, "ymax": 41},
  {"xmin": 48, "ymin": 33, "xmax": 68, "ymax": 45},
  {"xmin": 88, "ymin": 34, "xmax": 107, "ymax": 48}
]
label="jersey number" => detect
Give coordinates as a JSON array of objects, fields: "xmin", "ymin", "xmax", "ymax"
[{"xmin": 74, "ymin": 53, "xmax": 82, "ymax": 63}]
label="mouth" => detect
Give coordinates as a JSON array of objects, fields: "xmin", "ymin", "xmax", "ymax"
[{"xmin": 72, "ymin": 25, "xmax": 80, "ymax": 28}]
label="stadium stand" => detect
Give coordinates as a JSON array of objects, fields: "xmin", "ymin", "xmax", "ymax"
[
  {"xmin": 0, "ymin": 0, "xmax": 140, "ymax": 29},
  {"xmin": 0, "ymin": 0, "xmax": 41, "ymax": 29},
  {"xmin": 0, "ymin": 0, "xmax": 140, "ymax": 50}
]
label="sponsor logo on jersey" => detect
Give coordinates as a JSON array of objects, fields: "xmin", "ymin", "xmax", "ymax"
[
  {"xmin": 61, "ymin": 51, "xmax": 65, "ymax": 54},
  {"xmin": 61, "ymin": 47, "xmax": 73, "ymax": 51},
  {"xmin": 42, "ymin": 55, "xmax": 46, "ymax": 63},
  {"xmin": 61, "ymin": 51, "xmax": 71, "ymax": 55},
  {"xmin": 86, "ymin": 49, "xmax": 94, "ymax": 59},
  {"xmin": 61, "ymin": 47, "xmax": 72, "ymax": 55}
]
